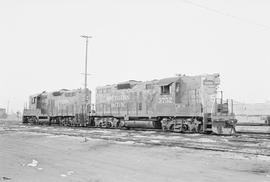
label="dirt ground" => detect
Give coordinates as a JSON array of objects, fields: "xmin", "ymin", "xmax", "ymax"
[{"xmin": 1, "ymin": 120, "xmax": 270, "ymax": 182}]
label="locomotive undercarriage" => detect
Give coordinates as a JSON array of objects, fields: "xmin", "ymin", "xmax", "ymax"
[
  {"xmin": 23, "ymin": 115, "xmax": 91, "ymax": 127},
  {"xmin": 91, "ymin": 116, "xmax": 235, "ymax": 134},
  {"xmin": 23, "ymin": 114, "xmax": 235, "ymax": 134},
  {"xmin": 91, "ymin": 116, "xmax": 205, "ymax": 133}
]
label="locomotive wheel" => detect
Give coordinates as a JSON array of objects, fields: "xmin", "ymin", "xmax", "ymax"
[
  {"xmin": 107, "ymin": 122, "xmax": 112, "ymax": 128},
  {"xmin": 32, "ymin": 117, "xmax": 38, "ymax": 124},
  {"xmin": 231, "ymin": 126, "xmax": 236, "ymax": 134},
  {"xmin": 183, "ymin": 124, "xmax": 188, "ymax": 132},
  {"xmin": 217, "ymin": 126, "xmax": 223, "ymax": 134},
  {"xmin": 190, "ymin": 127, "xmax": 196, "ymax": 133},
  {"xmin": 116, "ymin": 121, "xmax": 120, "ymax": 128},
  {"xmin": 23, "ymin": 117, "xmax": 28, "ymax": 124},
  {"xmin": 119, "ymin": 120, "xmax": 125, "ymax": 128},
  {"xmin": 169, "ymin": 124, "xmax": 175, "ymax": 131},
  {"xmin": 105, "ymin": 122, "xmax": 109, "ymax": 128}
]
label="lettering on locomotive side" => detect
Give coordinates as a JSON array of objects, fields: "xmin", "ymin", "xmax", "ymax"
[
  {"xmin": 111, "ymin": 102, "xmax": 125, "ymax": 108},
  {"xmin": 203, "ymin": 79, "xmax": 215, "ymax": 85},
  {"xmin": 97, "ymin": 94, "xmax": 129, "ymax": 102},
  {"xmin": 112, "ymin": 95, "xmax": 129, "ymax": 101},
  {"xmin": 158, "ymin": 96, "xmax": 173, "ymax": 104}
]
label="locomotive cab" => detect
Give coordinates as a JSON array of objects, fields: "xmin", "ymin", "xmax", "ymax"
[
  {"xmin": 23, "ymin": 93, "xmax": 50, "ymax": 124},
  {"xmin": 23, "ymin": 94, "xmax": 43, "ymax": 124}
]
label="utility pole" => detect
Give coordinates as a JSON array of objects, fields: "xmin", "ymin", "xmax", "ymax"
[
  {"xmin": 81, "ymin": 35, "xmax": 92, "ymax": 121},
  {"xmin": 7, "ymin": 100, "xmax": 10, "ymax": 115}
]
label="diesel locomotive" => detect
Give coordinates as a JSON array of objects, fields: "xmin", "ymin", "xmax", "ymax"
[
  {"xmin": 23, "ymin": 73, "xmax": 237, "ymax": 134},
  {"xmin": 23, "ymin": 88, "xmax": 92, "ymax": 126}
]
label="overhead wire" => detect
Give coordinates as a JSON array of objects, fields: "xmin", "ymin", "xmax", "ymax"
[{"xmin": 181, "ymin": 0, "xmax": 270, "ymax": 30}]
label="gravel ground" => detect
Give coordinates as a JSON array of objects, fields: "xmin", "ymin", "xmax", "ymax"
[{"xmin": 1, "ymin": 120, "xmax": 270, "ymax": 182}]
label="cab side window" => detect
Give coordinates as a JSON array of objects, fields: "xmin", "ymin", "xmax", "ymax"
[
  {"xmin": 32, "ymin": 97, "xmax": 36, "ymax": 104},
  {"xmin": 161, "ymin": 85, "xmax": 170, "ymax": 95},
  {"xmin": 175, "ymin": 82, "xmax": 180, "ymax": 93}
]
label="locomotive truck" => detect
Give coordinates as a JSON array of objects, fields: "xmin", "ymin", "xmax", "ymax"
[{"xmin": 23, "ymin": 73, "xmax": 237, "ymax": 134}]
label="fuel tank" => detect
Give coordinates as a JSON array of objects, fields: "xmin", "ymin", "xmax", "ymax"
[{"xmin": 123, "ymin": 120, "xmax": 157, "ymax": 129}]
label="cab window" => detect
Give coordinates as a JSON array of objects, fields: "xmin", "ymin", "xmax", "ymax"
[
  {"xmin": 32, "ymin": 97, "xmax": 36, "ymax": 104},
  {"xmin": 175, "ymin": 82, "xmax": 180, "ymax": 93},
  {"xmin": 161, "ymin": 85, "xmax": 170, "ymax": 95}
]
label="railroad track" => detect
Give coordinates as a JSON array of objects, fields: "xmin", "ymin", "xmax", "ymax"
[
  {"xmin": 236, "ymin": 122, "xmax": 270, "ymax": 126},
  {"xmin": 1, "ymin": 123, "xmax": 270, "ymax": 158}
]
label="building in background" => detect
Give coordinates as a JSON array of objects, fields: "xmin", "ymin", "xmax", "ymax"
[
  {"xmin": 233, "ymin": 102, "xmax": 270, "ymax": 125},
  {"xmin": 234, "ymin": 101, "xmax": 270, "ymax": 116},
  {"xmin": 0, "ymin": 108, "xmax": 7, "ymax": 119}
]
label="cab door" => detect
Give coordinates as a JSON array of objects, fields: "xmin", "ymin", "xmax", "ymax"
[{"xmin": 175, "ymin": 82, "xmax": 181, "ymax": 103}]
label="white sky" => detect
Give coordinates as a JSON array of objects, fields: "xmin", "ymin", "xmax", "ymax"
[{"xmin": 1, "ymin": 0, "xmax": 270, "ymax": 112}]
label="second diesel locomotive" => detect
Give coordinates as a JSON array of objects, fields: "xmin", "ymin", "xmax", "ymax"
[
  {"xmin": 23, "ymin": 73, "xmax": 237, "ymax": 134},
  {"xmin": 23, "ymin": 88, "xmax": 92, "ymax": 126}
]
